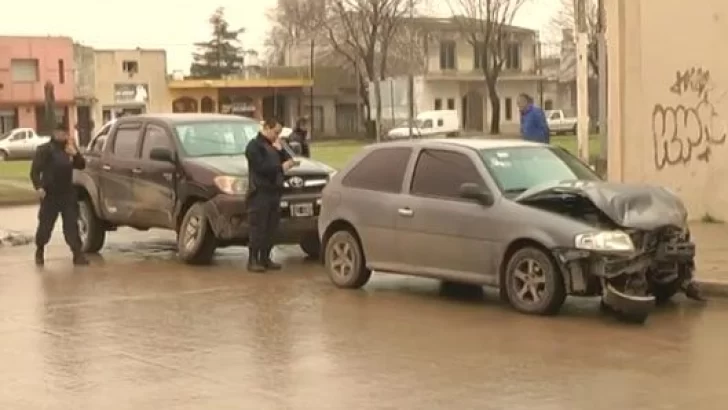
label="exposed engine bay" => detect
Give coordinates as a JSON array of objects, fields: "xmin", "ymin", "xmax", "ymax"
[{"xmin": 515, "ymin": 181, "xmax": 703, "ymax": 323}]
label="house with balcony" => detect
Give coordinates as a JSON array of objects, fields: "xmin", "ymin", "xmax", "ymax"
[
  {"xmin": 0, "ymin": 36, "xmax": 76, "ymax": 134},
  {"xmin": 373, "ymin": 17, "xmax": 549, "ymax": 134}
]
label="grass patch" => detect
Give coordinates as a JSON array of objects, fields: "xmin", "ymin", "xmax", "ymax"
[
  {"xmin": 0, "ymin": 182, "xmax": 36, "ymax": 207},
  {"xmin": 0, "ymin": 160, "xmax": 31, "ymax": 181}
]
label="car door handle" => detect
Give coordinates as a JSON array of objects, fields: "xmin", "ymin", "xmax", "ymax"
[
  {"xmin": 101, "ymin": 164, "xmax": 111, "ymax": 171},
  {"xmin": 398, "ymin": 207, "xmax": 414, "ymax": 217},
  {"xmin": 131, "ymin": 168, "xmax": 142, "ymax": 174}
]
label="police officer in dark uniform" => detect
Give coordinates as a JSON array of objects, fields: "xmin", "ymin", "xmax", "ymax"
[
  {"xmin": 30, "ymin": 124, "xmax": 89, "ymax": 266},
  {"xmin": 289, "ymin": 117, "xmax": 311, "ymax": 158},
  {"xmin": 245, "ymin": 118, "xmax": 296, "ymax": 272}
]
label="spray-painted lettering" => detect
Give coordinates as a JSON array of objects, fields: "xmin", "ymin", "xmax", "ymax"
[{"xmin": 652, "ymin": 67, "xmax": 727, "ymax": 170}]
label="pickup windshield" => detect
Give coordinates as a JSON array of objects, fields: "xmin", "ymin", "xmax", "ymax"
[
  {"xmin": 479, "ymin": 146, "xmax": 600, "ymax": 197},
  {"xmin": 175, "ymin": 121, "xmax": 259, "ymax": 157}
]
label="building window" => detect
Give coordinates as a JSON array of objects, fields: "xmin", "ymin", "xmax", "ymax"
[
  {"xmin": 544, "ymin": 99, "xmax": 554, "ymax": 110},
  {"xmin": 439, "ymin": 41, "xmax": 456, "ymax": 70},
  {"xmin": 447, "ymin": 98, "xmax": 455, "ymax": 110},
  {"xmin": 58, "ymin": 59, "xmax": 65, "ymax": 84},
  {"xmin": 505, "ymin": 43, "xmax": 521, "ymax": 70},
  {"xmin": 10, "ymin": 59, "xmax": 39, "ymax": 82},
  {"xmin": 473, "ymin": 42, "xmax": 486, "ymax": 70},
  {"xmin": 122, "ymin": 60, "xmax": 139, "ymax": 75},
  {"xmin": 434, "ymin": 99, "xmax": 442, "ymax": 110},
  {"xmin": 504, "ymin": 97, "xmax": 513, "ymax": 120}
]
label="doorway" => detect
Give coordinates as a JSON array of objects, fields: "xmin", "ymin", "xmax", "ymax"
[
  {"xmin": 0, "ymin": 109, "xmax": 17, "ymax": 134},
  {"xmin": 463, "ymin": 91, "xmax": 484, "ymax": 131},
  {"xmin": 76, "ymin": 105, "xmax": 92, "ymax": 146}
]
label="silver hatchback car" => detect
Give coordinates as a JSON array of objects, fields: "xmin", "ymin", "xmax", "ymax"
[{"xmin": 318, "ymin": 139, "xmax": 701, "ymax": 323}]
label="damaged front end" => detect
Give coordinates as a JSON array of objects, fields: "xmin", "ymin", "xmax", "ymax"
[{"xmin": 516, "ymin": 180, "xmax": 702, "ymax": 323}]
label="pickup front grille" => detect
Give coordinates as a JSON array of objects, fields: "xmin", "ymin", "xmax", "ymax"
[{"xmin": 283, "ymin": 174, "xmax": 328, "ymax": 194}]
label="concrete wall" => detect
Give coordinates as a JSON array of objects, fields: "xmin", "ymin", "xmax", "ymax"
[
  {"xmin": 73, "ymin": 44, "xmax": 95, "ymax": 100},
  {"xmin": 607, "ymin": 0, "xmax": 728, "ymax": 220},
  {"xmin": 93, "ymin": 49, "xmax": 170, "ymax": 124}
]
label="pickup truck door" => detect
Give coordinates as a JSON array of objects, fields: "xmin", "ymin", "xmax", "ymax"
[
  {"xmin": 97, "ymin": 122, "xmax": 144, "ymax": 224},
  {"xmin": 8, "ymin": 130, "xmax": 30, "ymax": 158},
  {"xmin": 132, "ymin": 123, "xmax": 177, "ymax": 229}
]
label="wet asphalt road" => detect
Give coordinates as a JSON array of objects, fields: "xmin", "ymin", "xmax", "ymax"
[{"xmin": 1, "ymin": 206, "xmax": 728, "ymax": 409}]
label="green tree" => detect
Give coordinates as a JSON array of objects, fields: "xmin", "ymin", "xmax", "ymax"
[{"xmin": 190, "ymin": 7, "xmax": 247, "ymax": 78}]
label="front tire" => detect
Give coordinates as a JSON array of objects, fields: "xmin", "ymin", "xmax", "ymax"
[
  {"xmin": 324, "ymin": 230, "xmax": 371, "ymax": 289},
  {"xmin": 504, "ymin": 247, "xmax": 566, "ymax": 315},
  {"xmin": 0, "ymin": 150, "xmax": 7, "ymax": 161},
  {"xmin": 299, "ymin": 232, "xmax": 321, "ymax": 258},
  {"xmin": 177, "ymin": 202, "xmax": 217, "ymax": 265},
  {"xmin": 78, "ymin": 198, "xmax": 106, "ymax": 253}
]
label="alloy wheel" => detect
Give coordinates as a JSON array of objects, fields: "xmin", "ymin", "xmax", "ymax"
[
  {"xmin": 183, "ymin": 215, "xmax": 201, "ymax": 252},
  {"xmin": 512, "ymin": 258, "xmax": 547, "ymax": 304}
]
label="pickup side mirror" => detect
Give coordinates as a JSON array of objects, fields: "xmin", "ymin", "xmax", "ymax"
[
  {"xmin": 459, "ymin": 182, "xmax": 494, "ymax": 206},
  {"xmin": 149, "ymin": 147, "xmax": 176, "ymax": 163}
]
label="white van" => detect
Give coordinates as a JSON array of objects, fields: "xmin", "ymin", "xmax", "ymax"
[{"xmin": 386, "ymin": 110, "xmax": 460, "ymax": 140}]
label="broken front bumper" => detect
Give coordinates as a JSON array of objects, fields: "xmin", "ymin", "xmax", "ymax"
[{"xmin": 203, "ymin": 192, "xmax": 322, "ymax": 244}]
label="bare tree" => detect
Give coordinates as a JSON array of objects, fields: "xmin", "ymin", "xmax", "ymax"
[
  {"xmin": 550, "ymin": 0, "xmax": 600, "ymax": 75},
  {"xmin": 448, "ymin": 0, "xmax": 527, "ymax": 134},
  {"xmin": 322, "ymin": 0, "xmax": 418, "ymax": 138}
]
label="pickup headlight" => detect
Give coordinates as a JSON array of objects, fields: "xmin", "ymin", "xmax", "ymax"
[
  {"xmin": 214, "ymin": 176, "xmax": 248, "ymax": 195},
  {"xmin": 574, "ymin": 230, "xmax": 635, "ymax": 252}
]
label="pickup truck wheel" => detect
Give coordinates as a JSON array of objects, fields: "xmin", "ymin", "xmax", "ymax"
[
  {"xmin": 177, "ymin": 202, "xmax": 216, "ymax": 265},
  {"xmin": 78, "ymin": 198, "xmax": 106, "ymax": 253},
  {"xmin": 504, "ymin": 247, "xmax": 566, "ymax": 315},
  {"xmin": 0, "ymin": 150, "xmax": 7, "ymax": 161},
  {"xmin": 299, "ymin": 232, "xmax": 321, "ymax": 258}
]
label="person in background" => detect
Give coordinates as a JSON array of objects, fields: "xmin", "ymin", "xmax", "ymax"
[
  {"xmin": 289, "ymin": 117, "xmax": 311, "ymax": 158},
  {"xmin": 30, "ymin": 124, "xmax": 89, "ymax": 266},
  {"xmin": 244, "ymin": 118, "xmax": 297, "ymax": 272},
  {"xmin": 517, "ymin": 93, "xmax": 550, "ymax": 144}
]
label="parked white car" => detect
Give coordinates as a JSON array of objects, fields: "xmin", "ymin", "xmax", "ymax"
[
  {"xmin": 546, "ymin": 110, "xmax": 578, "ymax": 135},
  {"xmin": 0, "ymin": 128, "xmax": 51, "ymax": 161},
  {"xmin": 386, "ymin": 110, "xmax": 460, "ymax": 140}
]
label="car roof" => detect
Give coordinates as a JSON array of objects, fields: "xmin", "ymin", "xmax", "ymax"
[
  {"xmin": 375, "ymin": 138, "xmax": 547, "ymax": 150},
  {"xmin": 115, "ymin": 113, "xmax": 259, "ymax": 125}
]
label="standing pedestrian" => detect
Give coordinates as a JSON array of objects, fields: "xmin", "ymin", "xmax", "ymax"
[
  {"xmin": 30, "ymin": 124, "xmax": 89, "ymax": 266},
  {"xmin": 245, "ymin": 118, "xmax": 297, "ymax": 272},
  {"xmin": 517, "ymin": 93, "xmax": 550, "ymax": 143},
  {"xmin": 289, "ymin": 117, "xmax": 311, "ymax": 158}
]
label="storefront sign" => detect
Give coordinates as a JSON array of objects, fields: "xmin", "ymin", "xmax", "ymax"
[{"xmin": 114, "ymin": 84, "xmax": 149, "ymax": 103}]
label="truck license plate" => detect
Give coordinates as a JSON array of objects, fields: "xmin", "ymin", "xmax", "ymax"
[{"xmin": 290, "ymin": 203, "xmax": 314, "ymax": 217}]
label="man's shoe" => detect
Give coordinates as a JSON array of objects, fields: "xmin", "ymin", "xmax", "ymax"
[
  {"xmin": 73, "ymin": 253, "xmax": 89, "ymax": 266},
  {"xmin": 247, "ymin": 261, "xmax": 267, "ymax": 273},
  {"xmin": 262, "ymin": 259, "xmax": 282, "ymax": 270},
  {"xmin": 35, "ymin": 248, "xmax": 44, "ymax": 266}
]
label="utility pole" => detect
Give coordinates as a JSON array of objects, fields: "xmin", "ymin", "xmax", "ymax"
[
  {"xmin": 355, "ymin": 59, "xmax": 361, "ymax": 135},
  {"xmin": 574, "ymin": 0, "xmax": 590, "ymax": 162},
  {"xmin": 407, "ymin": 0, "xmax": 415, "ymax": 139},
  {"xmin": 596, "ymin": 0, "xmax": 608, "ymax": 174},
  {"xmin": 309, "ymin": 38, "xmax": 315, "ymax": 134}
]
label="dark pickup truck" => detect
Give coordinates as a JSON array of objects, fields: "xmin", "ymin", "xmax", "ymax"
[{"xmin": 73, "ymin": 113, "xmax": 336, "ymax": 264}]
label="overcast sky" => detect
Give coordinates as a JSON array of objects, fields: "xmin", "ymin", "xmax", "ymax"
[{"xmin": 6, "ymin": 0, "xmax": 561, "ymax": 72}]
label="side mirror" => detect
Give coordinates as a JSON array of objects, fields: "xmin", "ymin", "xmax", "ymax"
[
  {"xmin": 288, "ymin": 141, "xmax": 303, "ymax": 156},
  {"xmin": 149, "ymin": 147, "xmax": 176, "ymax": 163},
  {"xmin": 459, "ymin": 182, "xmax": 494, "ymax": 206}
]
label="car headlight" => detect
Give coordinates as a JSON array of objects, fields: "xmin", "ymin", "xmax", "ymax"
[
  {"xmin": 214, "ymin": 176, "xmax": 248, "ymax": 195},
  {"xmin": 574, "ymin": 230, "xmax": 635, "ymax": 252}
]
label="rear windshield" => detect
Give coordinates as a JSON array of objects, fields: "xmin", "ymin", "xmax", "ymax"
[{"xmin": 175, "ymin": 121, "xmax": 259, "ymax": 157}]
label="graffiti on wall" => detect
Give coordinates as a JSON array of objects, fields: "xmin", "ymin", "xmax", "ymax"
[{"xmin": 652, "ymin": 67, "xmax": 727, "ymax": 170}]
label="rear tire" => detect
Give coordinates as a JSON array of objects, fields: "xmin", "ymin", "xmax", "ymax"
[
  {"xmin": 78, "ymin": 198, "xmax": 106, "ymax": 253},
  {"xmin": 324, "ymin": 229, "xmax": 371, "ymax": 289},
  {"xmin": 177, "ymin": 202, "xmax": 217, "ymax": 265},
  {"xmin": 0, "ymin": 150, "xmax": 7, "ymax": 161}
]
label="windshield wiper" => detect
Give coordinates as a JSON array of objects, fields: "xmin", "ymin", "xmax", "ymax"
[{"xmin": 503, "ymin": 188, "xmax": 528, "ymax": 194}]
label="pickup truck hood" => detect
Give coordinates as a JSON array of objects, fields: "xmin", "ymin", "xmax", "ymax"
[
  {"xmin": 514, "ymin": 180, "xmax": 688, "ymax": 230},
  {"xmin": 183, "ymin": 155, "xmax": 334, "ymax": 176}
]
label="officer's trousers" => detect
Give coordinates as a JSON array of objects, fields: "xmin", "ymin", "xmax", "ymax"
[
  {"xmin": 247, "ymin": 191, "xmax": 281, "ymax": 262},
  {"xmin": 35, "ymin": 192, "xmax": 82, "ymax": 252}
]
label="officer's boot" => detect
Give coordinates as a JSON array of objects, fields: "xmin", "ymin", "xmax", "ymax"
[
  {"xmin": 72, "ymin": 251, "xmax": 89, "ymax": 266},
  {"xmin": 35, "ymin": 247, "xmax": 45, "ymax": 266},
  {"xmin": 261, "ymin": 247, "xmax": 281, "ymax": 270},
  {"xmin": 247, "ymin": 249, "xmax": 266, "ymax": 273}
]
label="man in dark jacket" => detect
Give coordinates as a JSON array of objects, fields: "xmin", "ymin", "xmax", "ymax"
[
  {"xmin": 245, "ymin": 118, "xmax": 296, "ymax": 272},
  {"xmin": 289, "ymin": 117, "xmax": 311, "ymax": 158},
  {"xmin": 30, "ymin": 124, "xmax": 89, "ymax": 266}
]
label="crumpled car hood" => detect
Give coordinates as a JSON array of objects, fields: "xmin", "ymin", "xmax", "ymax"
[{"xmin": 514, "ymin": 180, "xmax": 688, "ymax": 230}]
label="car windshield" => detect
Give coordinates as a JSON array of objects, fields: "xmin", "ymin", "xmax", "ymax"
[
  {"xmin": 175, "ymin": 121, "xmax": 259, "ymax": 157},
  {"xmin": 479, "ymin": 146, "xmax": 600, "ymax": 197}
]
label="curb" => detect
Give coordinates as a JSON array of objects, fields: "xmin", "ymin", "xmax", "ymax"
[
  {"xmin": 0, "ymin": 198, "xmax": 37, "ymax": 208},
  {"xmin": 696, "ymin": 280, "xmax": 728, "ymax": 298}
]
